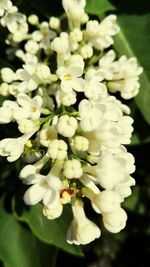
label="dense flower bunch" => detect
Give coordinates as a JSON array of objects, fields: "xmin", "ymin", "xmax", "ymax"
[{"xmin": 0, "ymin": 0, "xmax": 143, "ymax": 245}]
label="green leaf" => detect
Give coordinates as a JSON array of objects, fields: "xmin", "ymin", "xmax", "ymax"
[
  {"xmin": 113, "ymin": 13, "xmax": 150, "ymax": 123},
  {"xmin": 86, "ymin": 0, "xmax": 115, "ymax": 15},
  {"xmin": 13, "ymin": 195, "xmax": 83, "ymax": 257},
  {"xmin": 0, "ymin": 200, "xmax": 52, "ymax": 267},
  {"xmin": 129, "ymin": 102, "xmax": 150, "ymax": 145}
]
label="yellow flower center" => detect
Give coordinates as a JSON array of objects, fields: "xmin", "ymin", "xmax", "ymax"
[
  {"xmin": 64, "ymin": 73, "xmax": 72, "ymax": 81},
  {"xmin": 32, "ymin": 107, "xmax": 37, "ymax": 112}
]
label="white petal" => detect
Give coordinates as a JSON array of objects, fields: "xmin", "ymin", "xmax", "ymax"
[
  {"xmin": 72, "ymin": 78, "xmax": 86, "ymax": 92},
  {"xmin": 23, "ymin": 184, "xmax": 45, "ymax": 205},
  {"xmin": 17, "ymin": 94, "xmax": 31, "ymax": 108}
]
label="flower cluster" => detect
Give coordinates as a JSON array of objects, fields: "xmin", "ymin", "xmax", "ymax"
[{"xmin": 0, "ymin": 0, "xmax": 142, "ymax": 245}]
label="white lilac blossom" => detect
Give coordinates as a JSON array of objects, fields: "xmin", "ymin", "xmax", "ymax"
[{"xmin": 0, "ymin": 0, "xmax": 143, "ymax": 245}]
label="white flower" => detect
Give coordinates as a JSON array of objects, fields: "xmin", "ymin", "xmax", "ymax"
[
  {"xmin": 57, "ymin": 62, "xmax": 85, "ymax": 93},
  {"xmin": 1, "ymin": 67, "xmax": 16, "ymax": 83},
  {"xmin": 43, "ymin": 203, "xmax": 63, "ymax": 220},
  {"xmin": 14, "ymin": 93, "xmax": 43, "ymax": 121},
  {"xmin": 28, "ymin": 14, "xmax": 39, "ymax": 25},
  {"xmin": 99, "ymin": 50, "xmax": 117, "ymax": 80},
  {"xmin": 62, "ymin": 0, "xmax": 86, "ymax": 28},
  {"xmin": 67, "ymin": 199, "xmax": 100, "ymax": 245},
  {"xmin": 117, "ymin": 116, "xmax": 134, "ymax": 144},
  {"xmin": 48, "ymin": 139, "xmax": 68, "ymax": 160},
  {"xmin": 16, "ymin": 63, "xmax": 57, "ymax": 92},
  {"xmin": 16, "ymin": 49, "xmax": 38, "ymax": 64},
  {"xmin": 69, "ymin": 28, "xmax": 83, "ymax": 52},
  {"xmin": 56, "ymin": 115, "xmax": 78, "ymax": 138},
  {"xmin": 56, "ymin": 90, "xmax": 77, "ymax": 106},
  {"xmin": 103, "ymin": 208, "xmax": 127, "ymax": 233},
  {"xmin": 108, "ymin": 56, "xmax": 143, "ymax": 99},
  {"xmin": 0, "ymin": 0, "xmax": 12, "ymax": 17},
  {"xmin": 32, "ymin": 22, "xmax": 56, "ymax": 54},
  {"xmin": 18, "ymin": 119, "xmax": 39, "ymax": 134},
  {"xmin": 85, "ymin": 15, "xmax": 119, "ymax": 50},
  {"xmin": 40, "ymin": 126, "xmax": 57, "ymax": 147},
  {"xmin": 0, "ymin": 82, "xmax": 9, "ymax": 96},
  {"xmin": 72, "ymin": 135, "xmax": 89, "ymax": 151},
  {"xmin": 0, "ymin": 99, "xmax": 18, "ymax": 124},
  {"xmin": 79, "ymin": 44, "xmax": 93, "ymax": 59},
  {"xmin": 70, "ymin": 28, "xmax": 83, "ymax": 43},
  {"xmin": 92, "ymin": 190, "xmax": 121, "ymax": 214},
  {"xmin": 84, "ymin": 69, "xmax": 107, "ymax": 101},
  {"xmin": 1, "ymin": 6, "xmax": 28, "ymax": 41},
  {"xmin": 49, "ymin": 17, "xmax": 60, "ymax": 30},
  {"xmin": 23, "ymin": 173, "xmax": 62, "ymax": 210},
  {"xmin": 25, "ymin": 40, "xmax": 39, "ymax": 55},
  {"xmin": 0, "ymin": 106, "xmax": 13, "ymax": 124},
  {"xmin": 96, "ymin": 151, "xmax": 135, "ymax": 190},
  {"xmin": 79, "ymin": 99, "xmax": 104, "ymax": 132},
  {"xmin": 20, "ymin": 152, "xmax": 50, "ymax": 180},
  {"xmin": 0, "ymin": 133, "xmax": 33, "ymax": 162},
  {"xmin": 63, "ymin": 159, "xmax": 83, "ymax": 179},
  {"xmin": 114, "ymin": 176, "xmax": 135, "ymax": 201},
  {"xmin": 51, "ymin": 32, "xmax": 69, "ymax": 54}
]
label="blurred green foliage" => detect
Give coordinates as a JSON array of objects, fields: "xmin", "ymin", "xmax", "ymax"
[{"xmin": 0, "ymin": 0, "xmax": 150, "ymax": 267}]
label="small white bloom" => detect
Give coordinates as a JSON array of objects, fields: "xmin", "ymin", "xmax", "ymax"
[
  {"xmin": 40, "ymin": 126, "xmax": 57, "ymax": 147},
  {"xmin": 62, "ymin": 0, "xmax": 86, "ymax": 28},
  {"xmin": 85, "ymin": 16, "xmax": 119, "ymax": 50},
  {"xmin": 49, "ymin": 17, "xmax": 60, "ymax": 30},
  {"xmin": 114, "ymin": 176, "xmax": 135, "ymax": 201},
  {"xmin": 20, "ymin": 152, "xmax": 51, "ymax": 180},
  {"xmin": 28, "ymin": 14, "xmax": 39, "ymax": 25},
  {"xmin": 72, "ymin": 136, "xmax": 89, "ymax": 151},
  {"xmin": 93, "ymin": 190, "xmax": 121, "ymax": 214},
  {"xmin": 20, "ymin": 164, "xmax": 37, "ymax": 180},
  {"xmin": 0, "ymin": 99, "xmax": 19, "ymax": 123},
  {"xmin": 25, "ymin": 40, "xmax": 39, "ymax": 55},
  {"xmin": 63, "ymin": 159, "xmax": 83, "ymax": 179},
  {"xmin": 57, "ymin": 90, "xmax": 77, "ymax": 106},
  {"xmin": 0, "ymin": 133, "xmax": 32, "ymax": 162},
  {"xmin": 56, "ymin": 115, "xmax": 78, "ymax": 138},
  {"xmin": 99, "ymin": 50, "xmax": 117, "ymax": 80},
  {"xmin": 43, "ymin": 202, "xmax": 63, "ymax": 220},
  {"xmin": 103, "ymin": 208, "xmax": 127, "ymax": 233},
  {"xmin": 18, "ymin": 119, "xmax": 38, "ymax": 134},
  {"xmin": 70, "ymin": 28, "xmax": 83, "ymax": 43},
  {"xmin": 0, "ymin": 82, "xmax": 9, "ymax": 96},
  {"xmin": 1, "ymin": 67, "xmax": 16, "ymax": 83},
  {"xmin": 108, "ymin": 56, "xmax": 143, "ymax": 99},
  {"xmin": 67, "ymin": 199, "xmax": 100, "ymax": 245},
  {"xmin": 80, "ymin": 44, "xmax": 93, "ymax": 59},
  {"xmin": 0, "ymin": 0, "xmax": 12, "ymax": 17},
  {"xmin": 36, "ymin": 64, "xmax": 57, "ymax": 82},
  {"xmin": 57, "ymin": 62, "xmax": 85, "ymax": 93},
  {"xmin": 0, "ymin": 106, "xmax": 13, "ymax": 124},
  {"xmin": 79, "ymin": 99, "xmax": 104, "ymax": 132},
  {"xmin": 51, "ymin": 32, "xmax": 69, "ymax": 54},
  {"xmin": 16, "ymin": 63, "xmax": 57, "ymax": 92},
  {"xmin": 1, "ymin": 7, "xmax": 28, "ymax": 41},
  {"xmin": 14, "ymin": 93, "xmax": 43, "ymax": 121},
  {"xmin": 16, "ymin": 49, "xmax": 38, "ymax": 64},
  {"xmin": 84, "ymin": 69, "xmax": 107, "ymax": 101},
  {"xmin": 96, "ymin": 151, "xmax": 135, "ymax": 190},
  {"xmin": 48, "ymin": 139, "xmax": 68, "ymax": 160},
  {"xmin": 23, "ymin": 173, "xmax": 62, "ymax": 210}
]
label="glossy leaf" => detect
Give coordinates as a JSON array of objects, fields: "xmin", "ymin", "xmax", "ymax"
[
  {"xmin": 0, "ymin": 201, "xmax": 42, "ymax": 267},
  {"xmin": 14, "ymin": 195, "xmax": 83, "ymax": 256},
  {"xmin": 86, "ymin": 0, "xmax": 115, "ymax": 15}
]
